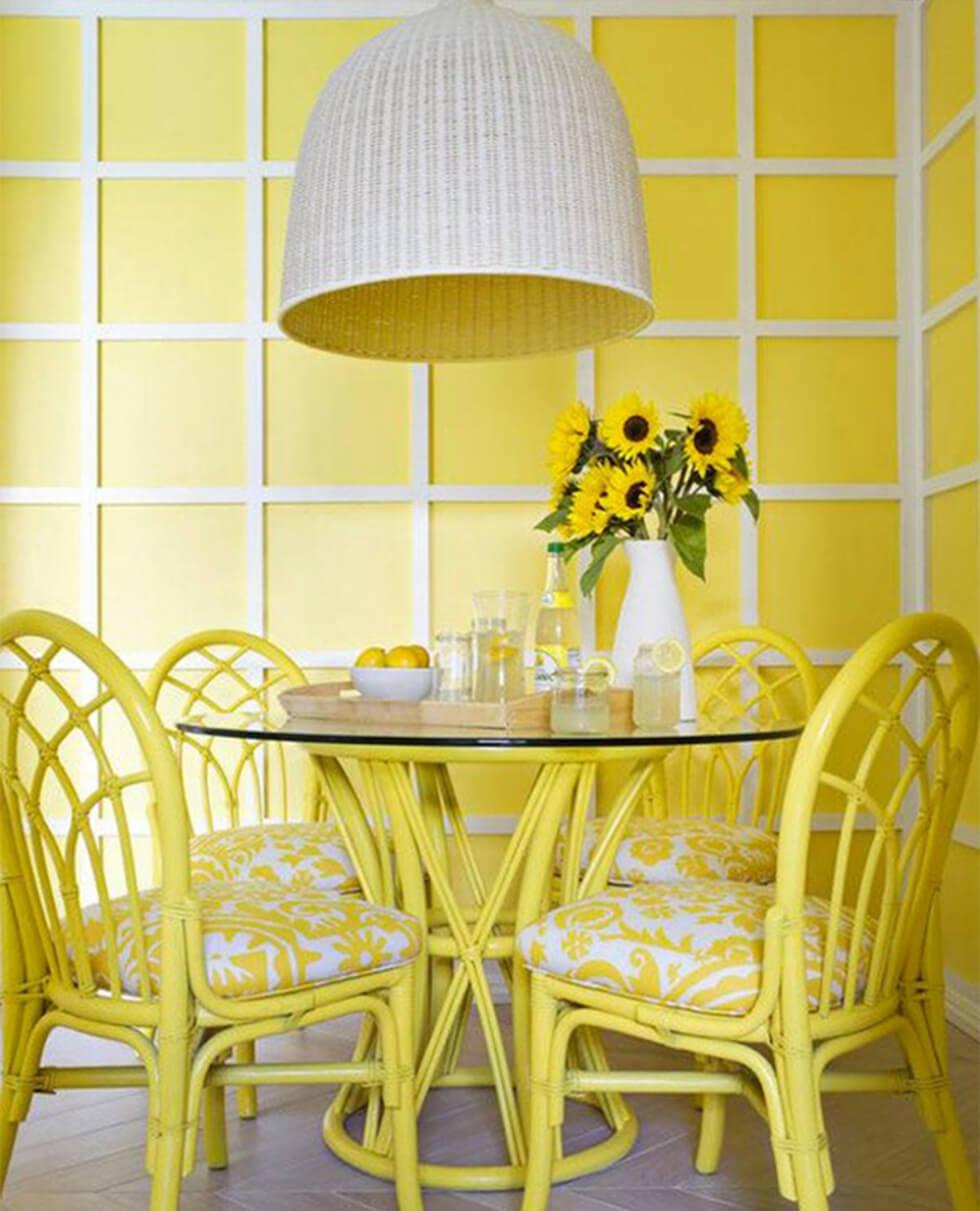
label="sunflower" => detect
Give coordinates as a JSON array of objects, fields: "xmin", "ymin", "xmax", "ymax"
[
  {"xmin": 684, "ymin": 393, "xmax": 749, "ymax": 476},
  {"xmin": 713, "ymin": 459, "xmax": 751, "ymax": 505},
  {"xmin": 605, "ymin": 463, "xmax": 654, "ymax": 520},
  {"xmin": 599, "ymin": 392, "xmax": 659, "ymax": 460},
  {"xmin": 565, "ymin": 465, "xmax": 612, "ymax": 539},
  {"xmin": 547, "ymin": 401, "xmax": 591, "ymax": 481}
]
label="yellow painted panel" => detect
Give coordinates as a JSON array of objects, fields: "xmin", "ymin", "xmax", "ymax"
[
  {"xmin": 431, "ymin": 354, "xmax": 576, "ymax": 485},
  {"xmin": 925, "ymin": 123, "xmax": 976, "ymax": 309},
  {"xmin": 929, "ymin": 483, "xmax": 979, "ymax": 638},
  {"xmin": 100, "ymin": 180, "xmax": 245, "ymax": 322},
  {"xmin": 0, "ymin": 18, "xmax": 80, "ymax": 160},
  {"xmin": 755, "ymin": 17, "xmax": 895, "ymax": 158},
  {"xmin": 927, "ymin": 302, "xmax": 979, "ymax": 475},
  {"xmin": 100, "ymin": 20, "xmax": 245, "ymax": 161},
  {"xmin": 264, "ymin": 178, "xmax": 290, "ymax": 321},
  {"xmin": 265, "ymin": 342, "xmax": 411, "ymax": 485},
  {"xmin": 444, "ymin": 765, "xmax": 539, "ymax": 822},
  {"xmin": 596, "ymin": 338, "xmax": 739, "ymax": 413},
  {"xmin": 942, "ymin": 844, "xmax": 980, "ymax": 985},
  {"xmin": 430, "ymin": 502, "xmax": 545, "ymax": 635},
  {"xmin": 0, "ymin": 505, "xmax": 79, "ymax": 617},
  {"xmin": 596, "ymin": 505, "xmax": 741, "ymax": 651},
  {"xmin": 594, "ymin": 18, "xmax": 736, "ymax": 157},
  {"xmin": 101, "ymin": 506, "xmax": 248, "ymax": 650},
  {"xmin": 758, "ymin": 339, "xmax": 898, "ymax": 483},
  {"xmin": 757, "ymin": 177, "xmax": 896, "ymax": 320},
  {"xmin": 924, "ymin": 0, "xmax": 975, "ymax": 143},
  {"xmin": 266, "ymin": 504, "xmax": 413, "ymax": 650},
  {"xmin": 264, "ymin": 19, "xmax": 397, "ymax": 159},
  {"xmin": 100, "ymin": 342, "xmax": 245, "ymax": 487},
  {"xmin": 0, "ymin": 343, "xmax": 79, "ymax": 486},
  {"xmin": 759, "ymin": 501, "xmax": 900, "ymax": 648},
  {"xmin": 0, "ymin": 180, "xmax": 80, "ymax": 323},
  {"xmin": 644, "ymin": 177, "xmax": 738, "ymax": 320}
]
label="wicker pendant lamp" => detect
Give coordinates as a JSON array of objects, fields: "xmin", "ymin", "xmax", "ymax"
[{"xmin": 279, "ymin": 0, "xmax": 653, "ymax": 361}]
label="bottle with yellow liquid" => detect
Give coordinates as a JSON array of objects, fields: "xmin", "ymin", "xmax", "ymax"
[{"xmin": 534, "ymin": 542, "xmax": 582, "ymax": 693}]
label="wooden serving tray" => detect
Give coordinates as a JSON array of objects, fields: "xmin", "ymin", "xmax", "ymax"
[{"xmin": 279, "ymin": 681, "xmax": 633, "ymax": 731}]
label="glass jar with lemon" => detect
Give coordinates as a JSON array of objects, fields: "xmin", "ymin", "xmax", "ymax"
[
  {"xmin": 472, "ymin": 591, "xmax": 529, "ymax": 703},
  {"xmin": 633, "ymin": 638, "xmax": 686, "ymax": 728}
]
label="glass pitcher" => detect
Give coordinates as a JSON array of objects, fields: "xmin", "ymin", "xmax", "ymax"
[{"xmin": 472, "ymin": 590, "xmax": 529, "ymax": 703}]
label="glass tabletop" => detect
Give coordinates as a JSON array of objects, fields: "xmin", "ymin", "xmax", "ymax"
[{"xmin": 176, "ymin": 712, "xmax": 805, "ymax": 750}]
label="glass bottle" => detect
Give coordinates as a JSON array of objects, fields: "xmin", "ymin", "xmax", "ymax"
[{"xmin": 533, "ymin": 542, "xmax": 582, "ymax": 692}]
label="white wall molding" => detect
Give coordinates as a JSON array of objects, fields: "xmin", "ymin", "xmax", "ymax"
[{"xmin": 945, "ymin": 970, "xmax": 980, "ymax": 1040}]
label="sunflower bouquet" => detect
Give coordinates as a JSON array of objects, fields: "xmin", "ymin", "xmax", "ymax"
[{"xmin": 537, "ymin": 391, "xmax": 759, "ymax": 594}]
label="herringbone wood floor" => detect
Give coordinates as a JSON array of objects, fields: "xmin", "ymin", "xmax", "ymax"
[{"xmin": 3, "ymin": 1007, "xmax": 977, "ymax": 1211}]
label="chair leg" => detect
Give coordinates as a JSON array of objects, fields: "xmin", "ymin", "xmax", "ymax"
[
  {"xmin": 202, "ymin": 1083, "xmax": 229, "ymax": 1170},
  {"xmin": 900, "ymin": 1017, "xmax": 979, "ymax": 1211},
  {"xmin": 694, "ymin": 1092, "xmax": 726, "ymax": 1174},
  {"xmin": 234, "ymin": 1041, "xmax": 258, "ymax": 1119},
  {"xmin": 520, "ymin": 975, "xmax": 559, "ymax": 1211},
  {"xmin": 778, "ymin": 1045, "xmax": 829, "ymax": 1211},
  {"xmin": 0, "ymin": 1084, "xmax": 21, "ymax": 1195},
  {"xmin": 388, "ymin": 968, "xmax": 423, "ymax": 1211},
  {"xmin": 149, "ymin": 1031, "xmax": 191, "ymax": 1211}
]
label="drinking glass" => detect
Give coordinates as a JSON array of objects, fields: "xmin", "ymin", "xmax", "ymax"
[
  {"xmin": 633, "ymin": 643, "xmax": 682, "ymax": 727},
  {"xmin": 432, "ymin": 631, "xmax": 472, "ymax": 702},
  {"xmin": 550, "ymin": 666, "xmax": 611, "ymax": 735},
  {"xmin": 472, "ymin": 590, "xmax": 529, "ymax": 703}
]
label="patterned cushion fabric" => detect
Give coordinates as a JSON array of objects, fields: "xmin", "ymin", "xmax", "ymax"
[
  {"xmin": 189, "ymin": 822, "xmax": 360, "ymax": 894},
  {"xmin": 558, "ymin": 816, "xmax": 778, "ymax": 886},
  {"xmin": 80, "ymin": 880, "xmax": 420, "ymax": 999},
  {"xmin": 519, "ymin": 879, "xmax": 874, "ymax": 1017}
]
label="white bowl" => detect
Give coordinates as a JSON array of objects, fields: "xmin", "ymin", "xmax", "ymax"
[{"xmin": 351, "ymin": 666, "xmax": 434, "ymax": 702}]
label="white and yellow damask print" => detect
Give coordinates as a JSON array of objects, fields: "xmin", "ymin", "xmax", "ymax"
[
  {"xmin": 519, "ymin": 879, "xmax": 874, "ymax": 1016},
  {"xmin": 559, "ymin": 817, "xmax": 778, "ymax": 886},
  {"xmin": 189, "ymin": 822, "xmax": 360, "ymax": 893},
  {"xmin": 80, "ymin": 880, "xmax": 420, "ymax": 998}
]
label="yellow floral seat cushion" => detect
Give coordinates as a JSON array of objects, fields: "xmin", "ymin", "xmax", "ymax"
[
  {"xmin": 80, "ymin": 880, "xmax": 420, "ymax": 999},
  {"xmin": 189, "ymin": 822, "xmax": 360, "ymax": 894},
  {"xmin": 519, "ymin": 879, "xmax": 874, "ymax": 1017},
  {"xmin": 559, "ymin": 817, "xmax": 778, "ymax": 886}
]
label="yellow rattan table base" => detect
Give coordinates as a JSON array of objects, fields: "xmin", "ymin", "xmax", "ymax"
[{"xmin": 306, "ymin": 748, "xmax": 657, "ymax": 1189}]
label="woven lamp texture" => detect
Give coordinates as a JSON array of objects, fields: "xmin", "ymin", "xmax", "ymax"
[{"xmin": 279, "ymin": 0, "xmax": 653, "ymax": 361}]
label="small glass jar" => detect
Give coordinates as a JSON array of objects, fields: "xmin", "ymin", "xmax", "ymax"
[
  {"xmin": 550, "ymin": 666, "xmax": 611, "ymax": 735},
  {"xmin": 432, "ymin": 631, "xmax": 473, "ymax": 702},
  {"xmin": 633, "ymin": 644, "xmax": 681, "ymax": 728}
]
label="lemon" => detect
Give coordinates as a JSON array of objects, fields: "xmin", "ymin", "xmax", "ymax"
[
  {"xmin": 354, "ymin": 646, "xmax": 386, "ymax": 668},
  {"xmin": 386, "ymin": 645, "xmax": 422, "ymax": 669},
  {"xmin": 650, "ymin": 638, "xmax": 686, "ymax": 674},
  {"xmin": 489, "ymin": 642, "xmax": 518, "ymax": 663},
  {"xmin": 409, "ymin": 644, "xmax": 431, "ymax": 668},
  {"xmin": 582, "ymin": 654, "xmax": 616, "ymax": 680}
]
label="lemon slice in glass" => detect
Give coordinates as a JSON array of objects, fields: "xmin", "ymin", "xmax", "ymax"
[
  {"xmin": 650, "ymin": 638, "xmax": 686, "ymax": 675},
  {"xmin": 582, "ymin": 654, "xmax": 616, "ymax": 679},
  {"xmin": 489, "ymin": 642, "xmax": 518, "ymax": 663}
]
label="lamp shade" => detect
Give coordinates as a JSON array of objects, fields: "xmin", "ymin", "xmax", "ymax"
[{"xmin": 279, "ymin": 0, "xmax": 653, "ymax": 361}]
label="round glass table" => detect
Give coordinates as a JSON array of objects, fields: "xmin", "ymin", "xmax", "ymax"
[{"xmin": 178, "ymin": 712, "xmax": 804, "ymax": 1191}]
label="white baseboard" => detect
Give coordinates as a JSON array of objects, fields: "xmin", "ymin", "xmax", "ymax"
[{"xmin": 945, "ymin": 970, "xmax": 980, "ymax": 1040}]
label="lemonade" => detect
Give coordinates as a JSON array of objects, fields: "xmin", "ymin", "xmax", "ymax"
[
  {"xmin": 633, "ymin": 638, "xmax": 685, "ymax": 728},
  {"xmin": 474, "ymin": 629, "xmax": 525, "ymax": 702}
]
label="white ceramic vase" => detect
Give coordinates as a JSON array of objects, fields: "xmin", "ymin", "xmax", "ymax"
[{"xmin": 611, "ymin": 539, "xmax": 697, "ymax": 719}]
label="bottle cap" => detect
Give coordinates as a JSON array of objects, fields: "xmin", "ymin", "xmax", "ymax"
[{"xmin": 547, "ymin": 541, "xmax": 564, "ymax": 554}]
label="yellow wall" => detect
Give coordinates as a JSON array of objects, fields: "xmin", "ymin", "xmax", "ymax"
[
  {"xmin": 923, "ymin": 0, "xmax": 980, "ymax": 998},
  {"xmin": 0, "ymin": 7, "xmax": 974, "ymax": 1006}
]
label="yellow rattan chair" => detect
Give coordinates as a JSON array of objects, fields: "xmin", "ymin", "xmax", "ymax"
[
  {"xmin": 0, "ymin": 610, "xmax": 422, "ymax": 1211},
  {"xmin": 147, "ymin": 630, "xmax": 366, "ymax": 1120},
  {"xmin": 571, "ymin": 626, "xmax": 820, "ymax": 888},
  {"xmin": 519, "ymin": 613, "xmax": 978, "ymax": 1210}
]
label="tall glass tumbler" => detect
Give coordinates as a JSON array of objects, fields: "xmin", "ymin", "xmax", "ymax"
[{"xmin": 472, "ymin": 590, "xmax": 529, "ymax": 703}]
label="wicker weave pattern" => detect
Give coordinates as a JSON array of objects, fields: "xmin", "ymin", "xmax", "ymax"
[{"xmin": 280, "ymin": 0, "xmax": 653, "ymax": 360}]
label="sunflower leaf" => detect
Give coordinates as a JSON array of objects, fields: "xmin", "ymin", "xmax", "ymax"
[
  {"xmin": 676, "ymin": 494, "xmax": 712, "ymax": 518},
  {"xmin": 732, "ymin": 445, "xmax": 750, "ymax": 477},
  {"xmin": 534, "ymin": 509, "xmax": 565, "ymax": 533},
  {"xmin": 743, "ymin": 488, "xmax": 760, "ymax": 522},
  {"xmin": 580, "ymin": 534, "xmax": 620, "ymax": 597},
  {"xmin": 669, "ymin": 514, "xmax": 707, "ymax": 581}
]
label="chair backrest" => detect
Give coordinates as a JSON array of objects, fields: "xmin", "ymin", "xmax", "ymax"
[
  {"xmin": 146, "ymin": 630, "xmax": 316, "ymax": 835},
  {"xmin": 0, "ymin": 610, "xmax": 189, "ymax": 1006},
  {"xmin": 776, "ymin": 613, "xmax": 978, "ymax": 1019},
  {"xmin": 645, "ymin": 626, "xmax": 820, "ymax": 829}
]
